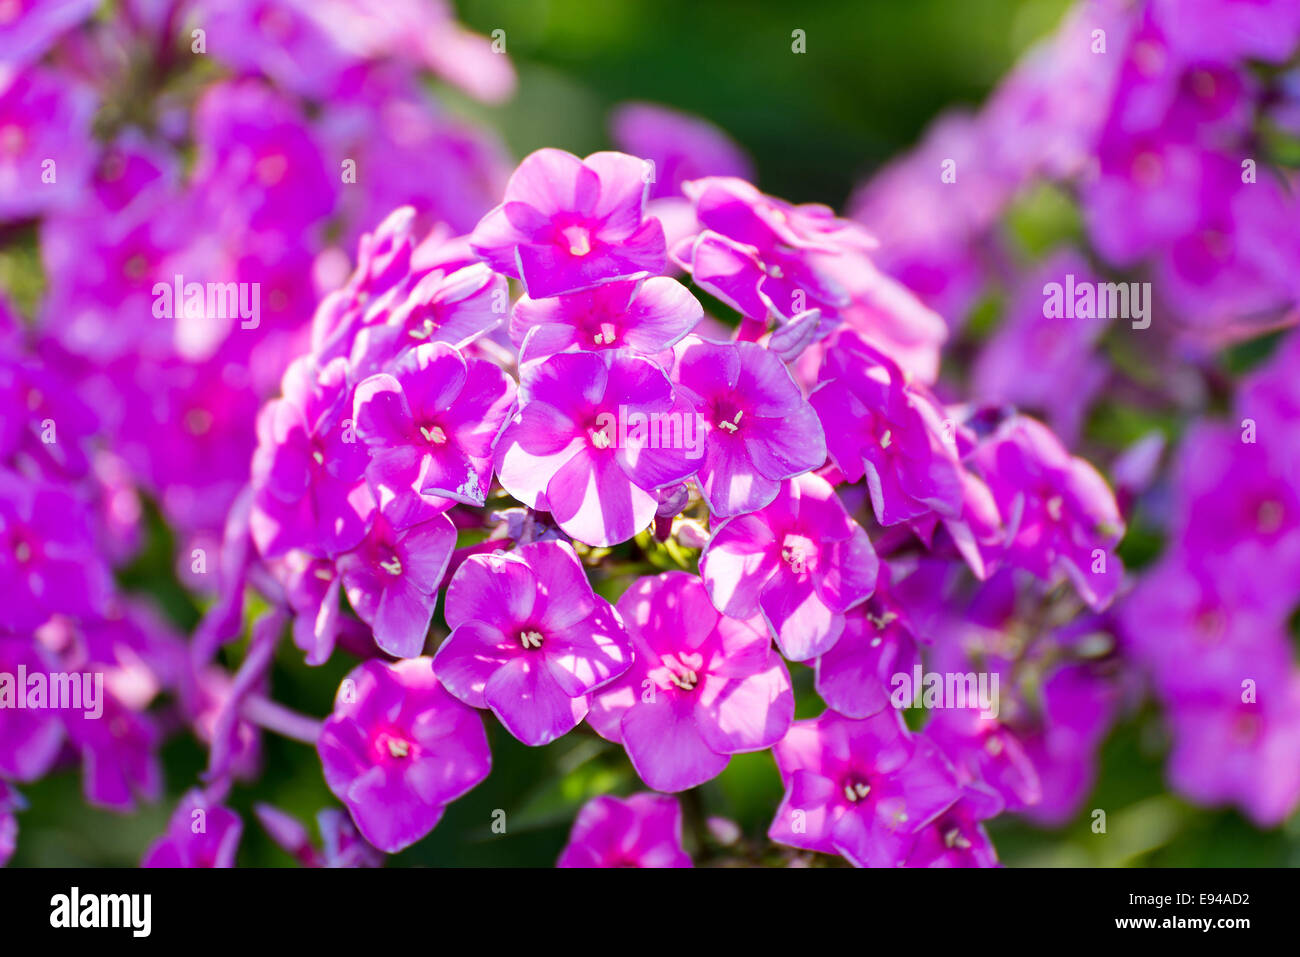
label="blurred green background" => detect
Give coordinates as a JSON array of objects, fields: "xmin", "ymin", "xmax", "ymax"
[{"xmin": 13, "ymin": 0, "xmax": 1300, "ymax": 867}]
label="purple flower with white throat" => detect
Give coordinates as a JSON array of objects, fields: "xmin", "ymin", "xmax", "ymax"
[
  {"xmin": 336, "ymin": 512, "xmax": 456, "ymax": 658},
  {"xmin": 700, "ymin": 472, "xmax": 878, "ymax": 661},
  {"xmin": 671, "ymin": 335, "xmax": 827, "ymax": 518},
  {"xmin": 973, "ymin": 415, "xmax": 1125, "ymax": 610},
  {"xmin": 557, "ymin": 792, "xmax": 692, "ymax": 867},
  {"xmin": 470, "ymin": 148, "xmax": 666, "ymax": 299},
  {"xmin": 352, "ymin": 342, "xmax": 516, "ymax": 522},
  {"xmin": 494, "ymin": 350, "xmax": 698, "ymax": 547},
  {"xmin": 768, "ymin": 709, "xmax": 962, "ymax": 868},
  {"xmin": 142, "ymin": 790, "xmax": 242, "ymax": 868},
  {"xmin": 511, "ymin": 277, "xmax": 702, "ymax": 364},
  {"xmin": 810, "ymin": 330, "xmax": 964, "ymax": 526},
  {"xmin": 434, "ymin": 540, "xmax": 633, "ymax": 746},
  {"xmin": 317, "ymin": 658, "xmax": 491, "ymax": 854},
  {"xmin": 249, "ymin": 356, "xmax": 374, "ymax": 560},
  {"xmin": 587, "ymin": 571, "xmax": 794, "ymax": 792}
]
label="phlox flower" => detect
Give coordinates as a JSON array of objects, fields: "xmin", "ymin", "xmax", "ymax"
[
  {"xmin": 317, "ymin": 658, "xmax": 491, "ymax": 854},
  {"xmin": 587, "ymin": 571, "xmax": 793, "ymax": 792},
  {"xmin": 671, "ymin": 176, "xmax": 877, "ymax": 324},
  {"xmin": 510, "ymin": 277, "xmax": 701, "ymax": 364},
  {"xmin": 810, "ymin": 331, "xmax": 964, "ymax": 526},
  {"xmin": 470, "ymin": 148, "xmax": 666, "ymax": 299},
  {"xmin": 609, "ymin": 102, "xmax": 753, "ymax": 201},
  {"xmin": 142, "ymin": 790, "xmax": 242, "ymax": 868},
  {"xmin": 352, "ymin": 342, "xmax": 516, "ymax": 522},
  {"xmin": 814, "ymin": 570, "xmax": 920, "ymax": 719},
  {"xmin": 0, "ymin": 469, "xmax": 113, "ymax": 632},
  {"xmin": 336, "ymin": 512, "xmax": 456, "ymax": 658},
  {"xmin": 249, "ymin": 355, "xmax": 374, "ymax": 559},
  {"xmin": 434, "ymin": 540, "xmax": 632, "ymax": 746},
  {"xmin": 0, "ymin": 638, "xmax": 64, "ymax": 781},
  {"xmin": 1165, "ymin": 673, "xmax": 1300, "ymax": 828},
  {"xmin": 671, "ymin": 335, "xmax": 827, "ymax": 518},
  {"xmin": 557, "ymin": 793, "xmax": 692, "ymax": 868},
  {"xmin": 700, "ymin": 471, "xmax": 878, "ymax": 661},
  {"xmin": 903, "ymin": 790, "xmax": 1000, "ymax": 868},
  {"xmin": 768, "ymin": 709, "xmax": 961, "ymax": 868},
  {"xmin": 494, "ymin": 350, "xmax": 698, "ymax": 547},
  {"xmin": 0, "ymin": 67, "xmax": 96, "ymax": 220},
  {"xmin": 973, "ymin": 415, "xmax": 1125, "ymax": 610}
]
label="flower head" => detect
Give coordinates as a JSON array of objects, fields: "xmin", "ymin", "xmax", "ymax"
[
  {"xmin": 811, "ymin": 331, "xmax": 963, "ymax": 526},
  {"xmin": 142, "ymin": 790, "xmax": 242, "ymax": 868},
  {"xmin": 494, "ymin": 350, "xmax": 698, "ymax": 546},
  {"xmin": 587, "ymin": 571, "xmax": 793, "ymax": 792},
  {"xmin": 435, "ymin": 540, "xmax": 632, "ymax": 746},
  {"xmin": 768, "ymin": 709, "xmax": 961, "ymax": 867},
  {"xmin": 317, "ymin": 658, "xmax": 491, "ymax": 853},
  {"xmin": 557, "ymin": 792, "xmax": 692, "ymax": 867},
  {"xmin": 700, "ymin": 472, "xmax": 878, "ymax": 661},
  {"xmin": 470, "ymin": 148, "xmax": 666, "ymax": 298},
  {"xmin": 671, "ymin": 335, "xmax": 827, "ymax": 518},
  {"xmin": 353, "ymin": 342, "xmax": 516, "ymax": 520}
]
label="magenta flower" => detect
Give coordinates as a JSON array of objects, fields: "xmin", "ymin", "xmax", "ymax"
[
  {"xmin": 255, "ymin": 804, "xmax": 383, "ymax": 868},
  {"xmin": 814, "ymin": 573, "xmax": 921, "ymax": 719},
  {"xmin": 64, "ymin": 688, "xmax": 163, "ymax": 812},
  {"xmin": 336, "ymin": 512, "xmax": 456, "ymax": 658},
  {"xmin": 903, "ymin": 794, "xmax": 1000, "ymax": 868},
  {"xmin": 434, "ymin": 540, "xmax": 633, "ymax": 746},
  {"xmin": 768, "ymin": 709, "xmax": 961, "ymax": 868},
  {"xmin": 0, "ymin": 67, "xmax": 96, "ymax": 220},
  {"xmin": 249, "ymin": 356, "xmax": 374, "ymax": 560},
  {"xmin": 1166, "ymin": 674, "xmax": 1300, "ymax": 828},
  {"xmin": 973, "ymin": 416, "xmax": 1125, "ymax": 610},
  {"xmin": 587, "ymin": 571, "xmax": 793, "ymax": 792},
  {"xmin": 671, "ymin": 335, "xmax": 827, "ymax": 517},
  {"xmin": 317, "ymin": 658, "xmax": 491, "ymax": 854},
  {"xmin": 510, "ymin": 277, "xmax": 701, "ymax": 364},
  {"xmin": 191, "ymin": 80, "xmax": 336, "ymax": 234},
  {"xmin": 0, "ymin": 469, "xmax": 112, "ymax": 632},
  {"xmin": 700, "ymin": 472, "xmax": 878, "ymax": 661},
  {"xmin": 810, "ymin": 331, "xmax": 963, "ymax": 526},
  {"xmin": 352, "ymin": 342, "xmax": 516, "ymax": 521},
  {"xmin": 0, "ymin": 638, "xmax": 64, "ymax": 781},
  {"xmin": 0, "ymin": 0, "xmax": 98, "ymax": 68},
  {"xmin": 470, "ymin": 148, "xmax": 667, "ymax": 299},
  {"xmin": 494, "ymin": 350, "xmax": 698, "ymax": 546},
  {"xmin": 142, "ymin": 790, "xmax": 243, "ymax": 868},
  {"xmin": 672, "ymin": 176, "xmax": 877, "ymax": 324},
  {"xmin": 557, "ymin": 792, "xmax": 692, "ymax": 867}
]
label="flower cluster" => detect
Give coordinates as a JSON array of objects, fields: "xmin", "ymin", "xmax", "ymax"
[
  {"xmin": 851, "ymin": 0, "xmax": 1300, "ymax": 829},
  {"xmin": 3, "ymin": 0, "xmax": 1297, "ymax": 870}
]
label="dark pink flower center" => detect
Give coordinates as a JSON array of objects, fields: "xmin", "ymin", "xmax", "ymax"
[{"xmin": 9, "ymin": 526, "xmax": 38, "ymax": 565}]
